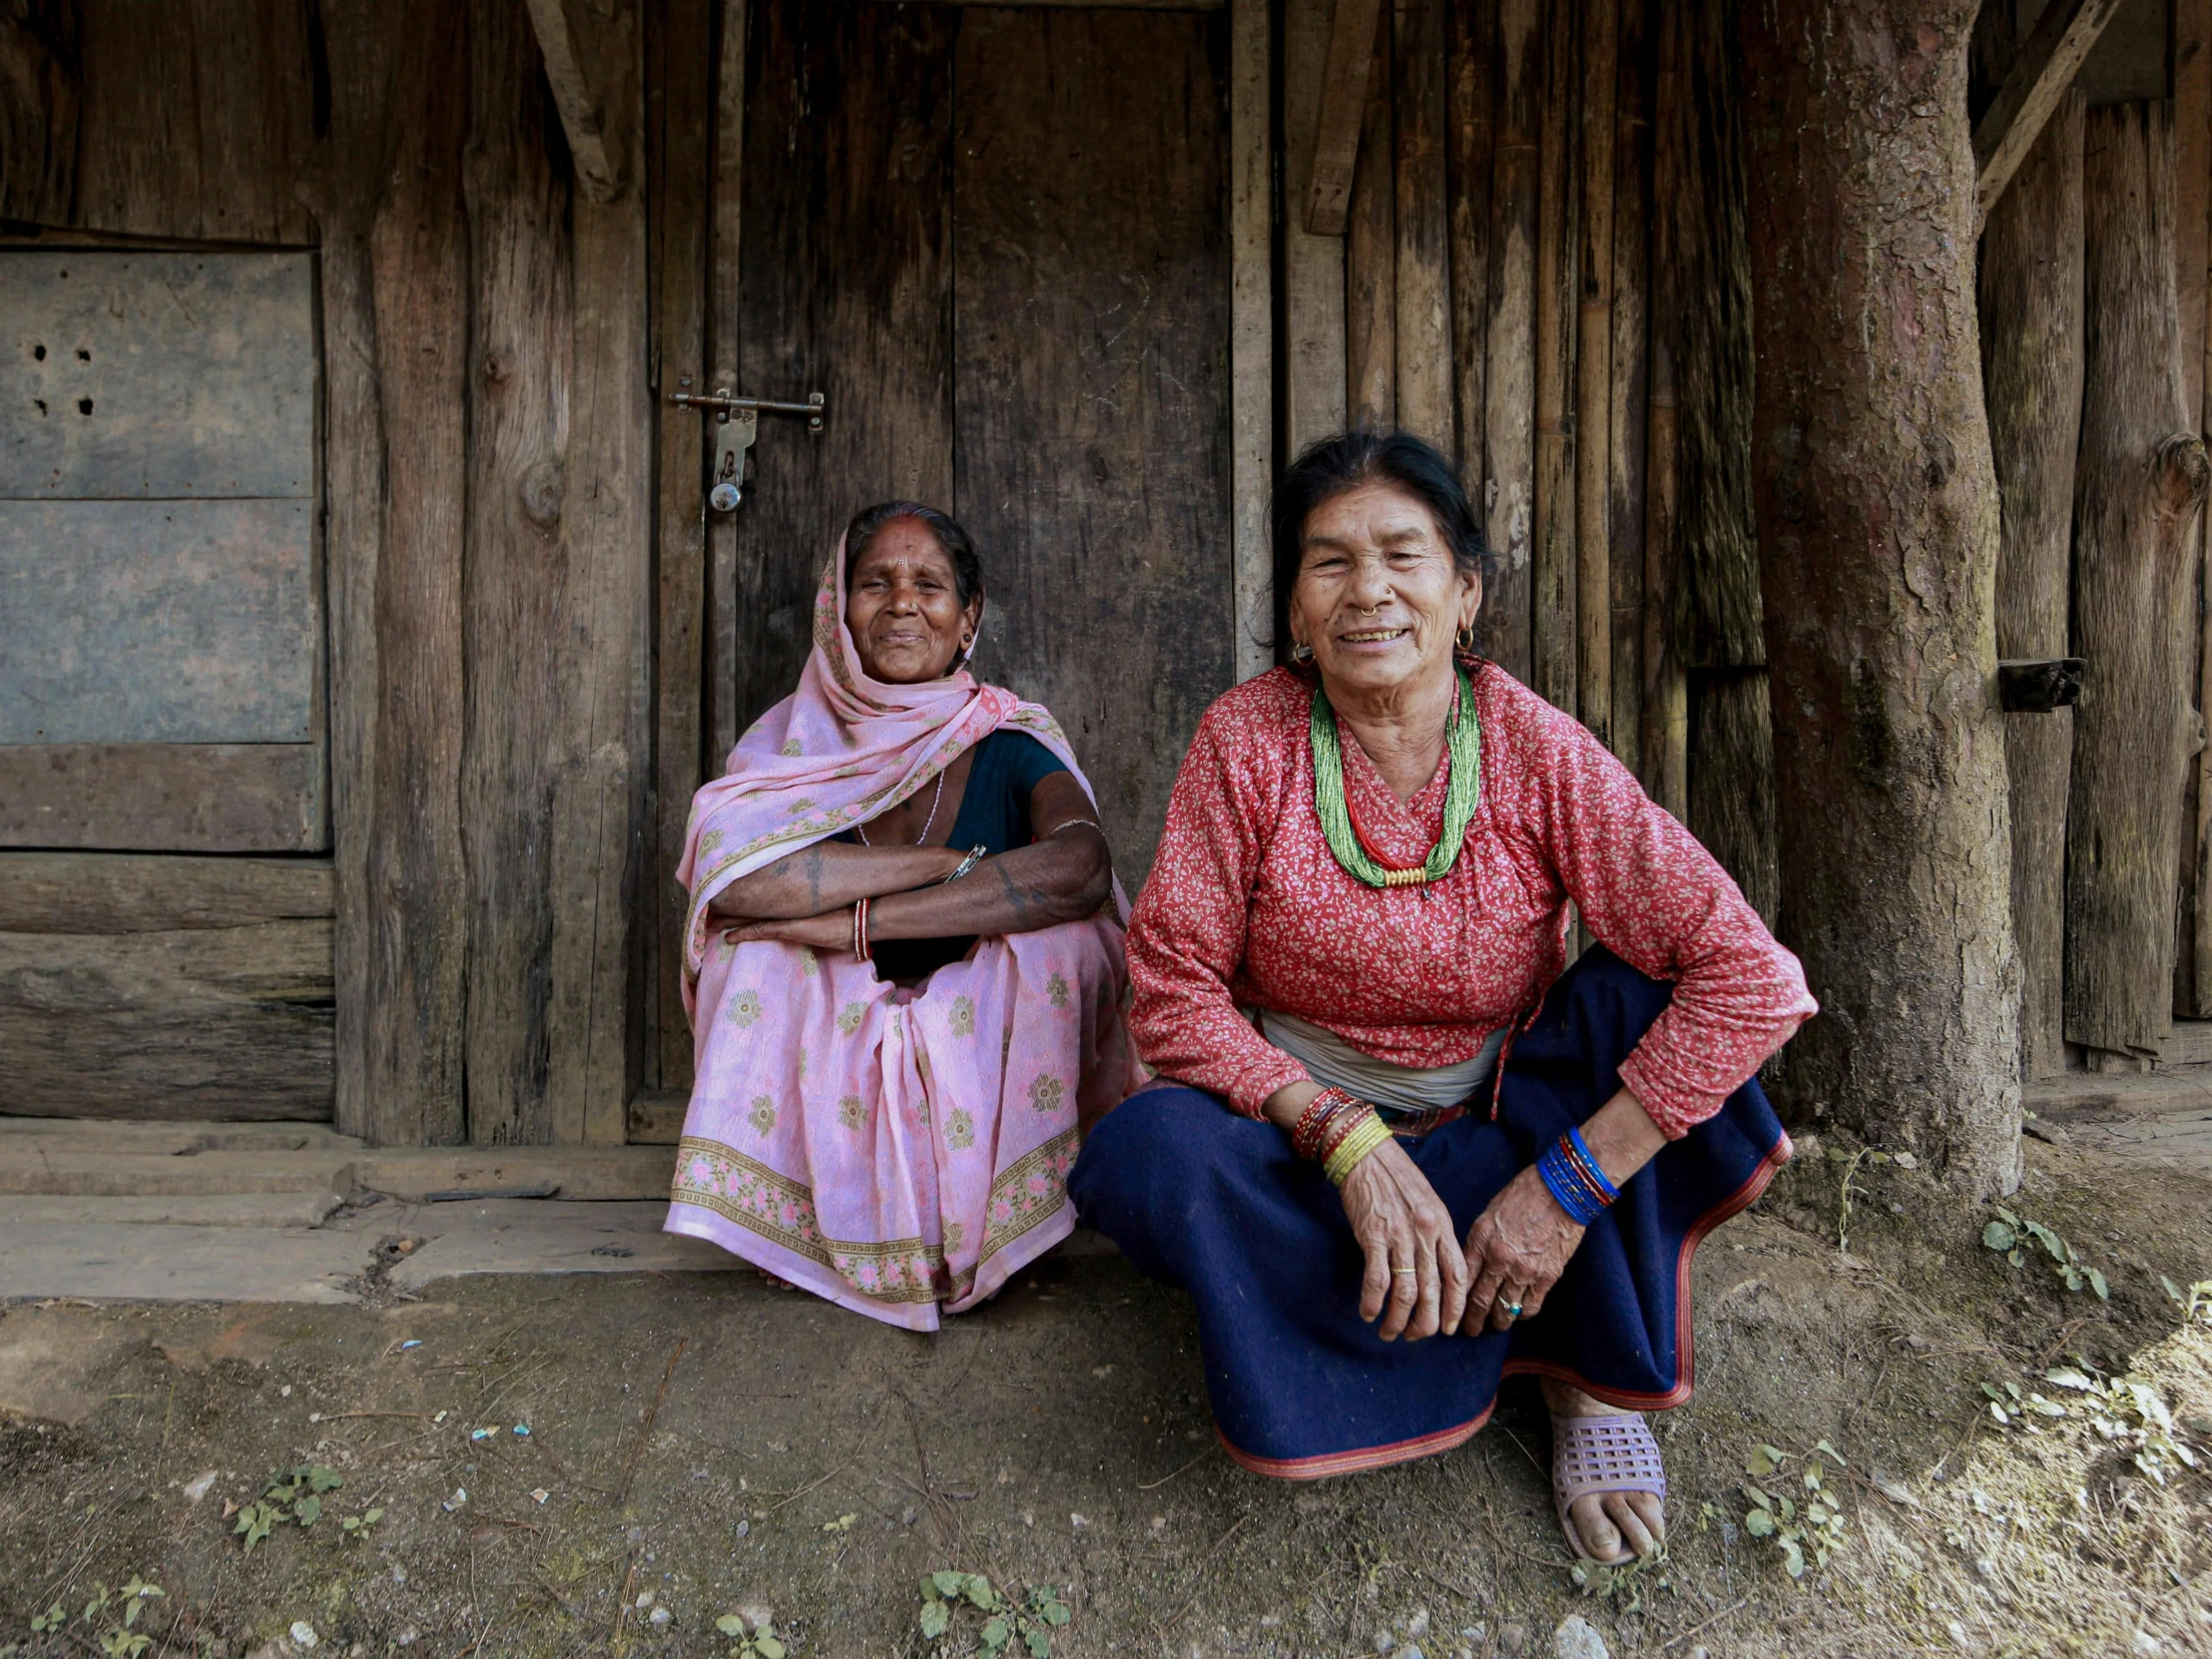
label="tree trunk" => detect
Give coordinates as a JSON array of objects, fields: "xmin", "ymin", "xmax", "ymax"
[
  {"xmin": 1738, "ymin": 0, "xmax": 2021, "ymax": 1197},
  {"xmin": 2064, "ymin": 103, "xmax": 2212, "ymax": 1063},
  {"xmin": 1979, "ymin": 91, "xmax": 2084, "ymax": 1084}
]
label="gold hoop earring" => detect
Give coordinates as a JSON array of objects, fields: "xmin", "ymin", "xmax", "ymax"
[
  {"xmin": 1455, "ymin": 624, "xmax": 1476, "ymax": 655},
  {"xmin": 1291, "ymin": 642, "xmax": 1315, "ymax": 664}
]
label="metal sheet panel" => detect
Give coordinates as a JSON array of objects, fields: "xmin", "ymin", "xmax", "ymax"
[
  {"xmin": 0, "ymin": 498, "xmax": 315, "ymax": 743},
  {"xmin": 0, "ymin": 251, "xmax": 316, "ymax": 500}
]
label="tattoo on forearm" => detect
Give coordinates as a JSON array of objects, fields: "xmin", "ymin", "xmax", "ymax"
[{"xmin": 804, "ymin": 846, "xmax": 823, "ymax": 914}]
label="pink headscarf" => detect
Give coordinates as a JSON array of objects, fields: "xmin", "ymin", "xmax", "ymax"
[{"xmin": 678, "ymin": 539, "xmax": 1120, "ymax": 1008}]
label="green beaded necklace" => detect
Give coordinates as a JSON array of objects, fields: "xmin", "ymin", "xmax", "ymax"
[{"xmin": 1309, "ymin": 664, "xmax": 1482, "ymax": 888}]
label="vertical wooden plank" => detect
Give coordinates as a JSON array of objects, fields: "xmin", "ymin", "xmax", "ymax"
[
  {"xmin": 1982, "ymin": 91, "xmax": 2084, "ymax": 1081},
  {"xmin": 2067, "ymin": 103, "xmax": 2207, "ymax": 1064},
  {"xmin": 1231, "ymin": 0, "xmax": 1275, "ymax": 678},
  {"xmin": 2180, "ymin": 0, "xmax": 2212, "ymax": 1015},
  {"xmin": 460, "ymin": 0, "xmax": 576, "ymax": 1144},
  {"xmin": 1639, "ymin": 0, "xmax": 1684, "ymax": 816},
  {"xmin": 0, "ymin": 4, "xmax": 79, "ymax": 226},
  {"xmin": 302, "ymin": 0, "xmax": 401, "ymax": 1146},
  {"xmin": 548, "ymin": 0, "xmax": 654, "ymax": 1144},
  {"xmin": 1446, "ymin": 0, "xmax": 1494, "ymax": 480},
  {"xmin": 1394, "ymin": 0, "xmax": 1452, "ymax": 446},
  {"xmin": 1482, "ymin": 0, "xmax": 1539, "ymax": 679},
  {"xmin": 953, "ymin": 7, "xmax": 1232, "ymax": 888},
  {"xmin": 728, "ymin": 0, "xmax": 955, "ymax": 743},
  {"xmin": 1530, "ymin": 0, "xmax": 1576, "ymax": 713},
  {"xmin": 1607, "ymin": 0, "xmax": 1650, "ymax": 775},
  {"xmin": 1285, "ymin": 0, "xmax": 1350, "ymax": 453},
  {"xmin": 356, "ymin": 0, "xmax": 470, "ymax": 1147},
  {"xmin": 1575, "ymin": 0, "xmax": 1615, "ymax": 746},
  {"xmin": 652, "ymin": 0, "xmax": 714, "ymax": 1094},
  {"xmin": 1347, "ymin": 41, "xmax": 1396, "ymax": 427},
  {"xmin": 706, "ymin": 0, "xmax": 749, "ymax": 769}
]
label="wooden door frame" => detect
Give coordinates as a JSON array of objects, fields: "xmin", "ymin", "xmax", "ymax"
[{"xmin": 632, "ymin": 0, "xmax": 1272, "ymax": 1139}]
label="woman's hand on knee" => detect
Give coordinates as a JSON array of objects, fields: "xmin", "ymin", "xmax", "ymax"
[
  {"xmin": 1454, "ymin": 1167, "xmax": 1584, "ymax": 1336},
  {"xmin": 1339, "ymin": 1142, "xmax": 1470, "ymax": 1343}
]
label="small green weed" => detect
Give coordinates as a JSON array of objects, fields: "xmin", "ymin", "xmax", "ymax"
[
  {"xmin": 1740, "ymin": 1440, "xmax": 1848, "ymax": 1580},
  {"xmin": 1980, "ymin": 1206, "xmax": 2108, "ymax": 1299},
  {"xmin": 233, "ymin": 1464, "xmax": 343, "ymax": 1552},
  {"xmin": 916, "ymin": 1571, "xmax": 1071, "ymax": 1657},
  {"xmin": 714, "ymin": 1611, "xmax": 787, "ymax": 1659},
  {"xmin": 2031, "ymin": 1362, "xmax": 2200, "ymax": 1485},
  {"xmin": 25, "ymin": 1575, "xmax": 163, "ymax": 1656},
  {"xmin": 2162, "ymin": 1275, "xmax": 2212, "ymax": 1326}
]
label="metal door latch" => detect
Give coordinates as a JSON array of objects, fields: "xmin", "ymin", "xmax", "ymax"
[{"xmin": 669, "ymin": 382, "xmax": 827, "ymax": 512}]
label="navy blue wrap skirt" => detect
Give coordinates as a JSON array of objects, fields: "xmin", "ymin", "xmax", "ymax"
[{"xmin": 1067, "ymin": 946, "xmax": 1791, "ymax": 1478}]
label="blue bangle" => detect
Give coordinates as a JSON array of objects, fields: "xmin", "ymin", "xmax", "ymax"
[
  {"xmin": 1536, "ymin": 1138, "xmax": 1608, "ymax": 1227},
  {"xmin": 1563, "ymin": 1124, "xmax": 1620, "ymax": 1204}
]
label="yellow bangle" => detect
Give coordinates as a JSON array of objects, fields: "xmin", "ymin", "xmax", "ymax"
[{"xmin": 1323, "ymin": 1112, "xmax": 1394, "ymax": 1186}]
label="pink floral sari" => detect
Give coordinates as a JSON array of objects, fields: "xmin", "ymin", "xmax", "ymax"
[{"xmin": 665, "ymin": 546, "xmax": 1141, "ymax": 1330}]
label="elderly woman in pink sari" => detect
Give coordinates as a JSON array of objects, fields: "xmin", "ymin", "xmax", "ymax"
[{"xmin": 667, "ymin": 502, "xmax": 1141, "ymax": 1330}]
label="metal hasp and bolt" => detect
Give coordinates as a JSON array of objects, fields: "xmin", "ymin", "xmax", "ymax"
[{"xmin": 669, "ymin": 381, "xmax": 827, "ymax": 512}]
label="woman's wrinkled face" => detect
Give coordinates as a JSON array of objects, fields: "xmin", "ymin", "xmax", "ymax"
[
  {"xmin": 1288, "ymin": 482, "xmax": 1479, "ymax": 702},
  {"xmin": 844, "ymin": 518, "xmax": 982, "ymax": 685}
]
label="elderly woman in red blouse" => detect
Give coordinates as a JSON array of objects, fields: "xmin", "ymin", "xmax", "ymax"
[{"xmin": 1069, "ymin": 430, "xmax": 1815, "ymax": 1565}]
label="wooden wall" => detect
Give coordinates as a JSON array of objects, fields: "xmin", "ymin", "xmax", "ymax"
[
  {"xmin": 0, "ymin": 0, "xmax": 652, "ymax": 1143},
  {"xmin": 1282, "ymin": 0, "xmax": 1769, "ymax": 899}
]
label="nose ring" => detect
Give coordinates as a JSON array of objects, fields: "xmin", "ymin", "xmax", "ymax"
[{"xmin": 1357, "ymin": 604, "xmax": 1382, "ymax": 618}]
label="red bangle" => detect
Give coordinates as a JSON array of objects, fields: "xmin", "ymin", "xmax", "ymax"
[
  {"xmin": 1292, "ymin": 1084, "xmax": 1366, "ymax": 1162},
  {"xmin": 852, "ymin": 896, "xmax": 871, "ymax": 961}
]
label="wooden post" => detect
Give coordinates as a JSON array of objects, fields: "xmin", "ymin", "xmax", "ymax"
[
  {"xmin": 1394, "ymin": 0, "xmax": 1451, "ymax": 447},
  {"xmin": 650, "ymin": 0, "xmax": 713, "ymax": 1094},
  {"xmin": 1286, "ymin": 0, "xmax": 1351, "ymax": 454},
  {"xmin": 1347, "ymin": 41, "xmax": 1395, "ymax": 427},
  {"xmin": 1447, "ymin": 0, "xmax": 1494, "ymax": 482},
  {"xmin": 1574, "ymin": 0, "xmax": 1615, "ymax": 748},
  {"xmin": 1740, "ymin": 0, "xmax": 2020, "ymax": 1195},
  {"xmin": 1305, "ymin": 0, "xmax": 1388, "ymax": 236},
  {"xmin": 1232, "ymin": 0, "xmax": 1274, "ymax": 678},
  {"xmin": 1531, "ymin": 0, "xmax": 1576, "ymax": 714},
  {"xmin": 1980, "ymin": 91, "xmax": 2083, "ymax": 1083},
  {"xmin": 1607, "ymin": 0, "xmax": 1650, "ymax": 775},
  {"xmin": 304, "ymin": 0, "xmax": 405, "ymax": 1145},
  {"xmin": 2066, "ymin": 103, "xmax": 2212, "ymax": 1065},
  {"xmin": 548, "ymin": 0, "xmax": 653, "ymax": 1143},
  {"xmin": 461, "ymin": 0, "xmax": 579, "ymax": 1142},
  {"xmin": 356, "ymin": 0, "xmax": 470, "ymax": 1147},
  {"xmin": 1482, "ymin": 0, "xmax": 1539, "ymax": 680},
  {"xmin": 1971, "ymin": 0, "xmax": 2124, "ymax": 226}
]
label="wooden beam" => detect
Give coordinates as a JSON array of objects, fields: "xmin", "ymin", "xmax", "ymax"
[
  {"xmin": 523, "ymin": 0, "xmax": 620, "ymax": 203},
  {"xmin": 1482, "ymin": 0, "xmax": 1540, "ymax": 683},
  {"xmin": 1229, "ymin": 0, "xmax": 1274, "ymax": 679},
  {"xmin": 1303, "ymin": 0, "xmax": 1385, "ymax": 236},
  {"xmin": 1972, "ymin": 0, "xmax": 2124, "ymax": 226},
  {"xmin": 1393, "ymin": 0, "xmax": 1451, "ymax": 446}
]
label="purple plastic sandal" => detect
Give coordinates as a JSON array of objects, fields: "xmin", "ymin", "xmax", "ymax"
[{"xmin": 1551, "ymin": 1411, "xmax": 1667, "ymax": 1562}]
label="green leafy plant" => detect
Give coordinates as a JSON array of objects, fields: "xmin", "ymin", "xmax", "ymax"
[
  {"xmin": 338, "ymin": 1505, "xmax": 384, "ymax": 1542},
  {"xmin": 25, "ymin": 1576, "xmax": 162, "ymax": 1657},
  {"xmin": 715, "ymin": 1612, "xmax": 787, "ymax": 1659},
  {"xmin": 2036, "ymin": 1362, "xmax": 2200, "ymax": 1485},
  {"xmin": 2162, "ymin": 1276, "xmax": 2212, "ymax": 1326},
  {"xmin": 916, "ymin": 1571, "xmax": 1070, "ymax": 1657},
  {"xmin": 234, "ymin": 1464, "xmax": 343, "ymax": 1552},
  {"xmin": 1980, "ymin": 1206, "xmax": 2108, "ymax": 1299},
  {"xmin": 1740, "ymin": 1441, "xmax": 1848, "ymax": 1581}
]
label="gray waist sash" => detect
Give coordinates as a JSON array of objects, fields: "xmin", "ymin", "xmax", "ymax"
[{"xmin": 1259, "ymin": 1008, "xmax": 1505, "ymax": 1119}]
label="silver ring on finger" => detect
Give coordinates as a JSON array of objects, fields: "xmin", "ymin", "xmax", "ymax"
[{"xmin": 1501, "ymin": 1296, "xmax": 1524, "ymax": 1322}]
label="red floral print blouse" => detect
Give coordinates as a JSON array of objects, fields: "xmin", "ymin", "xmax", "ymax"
[{"xmin": 1125, "ymin": 664, "xmax": 1817, "ymax": 1138}]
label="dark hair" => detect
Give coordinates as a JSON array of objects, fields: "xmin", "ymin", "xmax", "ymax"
[
  {"xmin": 843, "ymin": 500, "xmax": 984, "ymax": 607},
  {"xmin": 1271, "ymin": 429, "xmax": 1493, "ymax": 650}
]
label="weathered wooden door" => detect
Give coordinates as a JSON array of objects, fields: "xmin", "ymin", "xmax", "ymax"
[{"xmin": 711, "ymin": 0, "xmax": 1234, "ymax": 889}]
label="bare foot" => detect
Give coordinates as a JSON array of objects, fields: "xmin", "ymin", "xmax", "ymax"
[
  {"xmin": 758, "ymin": 1268, "xmax": 799, "ymax": 1292},
  {"xmin": 1541, "ymin": 1378, "xmax": 1667, "ymax": 1563}
]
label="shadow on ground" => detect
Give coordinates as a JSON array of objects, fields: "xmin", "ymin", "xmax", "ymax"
[{"xmin": 2, "ymin": 1136, "xmax": 2209, "ymax": 1659}]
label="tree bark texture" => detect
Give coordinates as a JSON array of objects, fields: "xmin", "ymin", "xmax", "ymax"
[
  {"xmin": 1978, "ymin": 91, "xmax": 2083, "ymax": 1083},
  {"xmin": 1739, "ymin": 0, "xmax": 2021, "ymax": 1197},
  {"xmin": 2065, "ymin": 103, "xmax": 2212, "ymax": 1063}
]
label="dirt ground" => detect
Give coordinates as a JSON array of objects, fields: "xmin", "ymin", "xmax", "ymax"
[{"xmin": 2, "ymin": 1132, "xmax": 2209, "ymax": 1659}]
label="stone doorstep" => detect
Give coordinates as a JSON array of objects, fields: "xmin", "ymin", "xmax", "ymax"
[
  {"xmin": 0, "ymin": 1191, "xmax": 343, "ymax": 1229},
  {"xmin": 2025, "ymin": 1068, "xmax": 2212, "ymax": 1123},
  {"xmin": 0, "ymin": 1148, "xmax": 356, "ymax": 1199}
]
